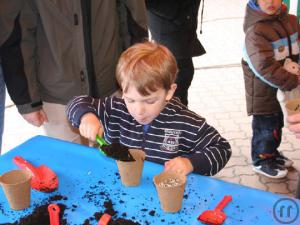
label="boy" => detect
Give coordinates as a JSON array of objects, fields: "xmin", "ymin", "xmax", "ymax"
[
  {"xmin": 67, "ymin": 41, "xmax": 231, "ymax": 176},
  {"xmin": 242, "ymin": 0, "xmax": 300, "ymax": 178}
]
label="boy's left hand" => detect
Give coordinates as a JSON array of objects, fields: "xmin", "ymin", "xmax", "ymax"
[{"xmin": 164, "ymin": 157, "xmax": 194, "ymax": 176}]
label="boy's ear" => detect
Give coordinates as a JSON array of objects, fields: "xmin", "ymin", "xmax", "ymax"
[{"xmin": 166, "ymin": 83, "xmax": 177, "ymax": 101}]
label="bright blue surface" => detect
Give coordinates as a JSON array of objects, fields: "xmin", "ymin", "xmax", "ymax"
[{"xmin": 0, "ymin": 135, "xmax": 299, "ymax": 224}]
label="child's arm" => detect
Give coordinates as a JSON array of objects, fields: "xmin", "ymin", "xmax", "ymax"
[
  {"xmin": 183, "ymin": 122, "xmax": 231, "ymax": 176},
  {"xmin": 66, "ymin": 95, "xmax": 105, "ymax": 140},
  {"xmin": 79, "ymin": 113, "xmax": 103, "ymax": 141}
]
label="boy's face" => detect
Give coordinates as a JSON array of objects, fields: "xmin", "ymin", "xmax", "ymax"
[
  {"xmin": 123, "ymin": 85, "xmax": 176, "ymax": 125},
  {"xmin": 257, "ymin": 0, "xmax": 282, "ymax": 15}
]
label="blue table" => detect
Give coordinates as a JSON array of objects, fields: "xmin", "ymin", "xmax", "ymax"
[{"xmin": 0, "ymin": 136, "xmax": 299, "ymax": 224}]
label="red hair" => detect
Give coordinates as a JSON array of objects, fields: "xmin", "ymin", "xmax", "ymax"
[{"xmin": 116, "ymin": 41, "xmax": 178, "ymax": 96}]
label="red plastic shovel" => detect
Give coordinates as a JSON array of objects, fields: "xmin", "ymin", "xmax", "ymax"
[
  {"xmin": 13, "ymin": 156, "xmax": 58, "ymax": 192},
  {"xmin": 198, "ymin": 195, "xmax": 232, "ymax": 225},
  {"xmin": 98, "ymin": 213, "xmax": 111, "ymax": 225},
  {"xmin": 48, "ymin": 204, "xmax": 60, "ymax": 225}
]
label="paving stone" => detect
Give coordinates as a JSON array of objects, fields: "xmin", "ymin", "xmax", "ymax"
[
  {"xmin": 225, "ymin": 156, "xmax": 248, "ymax": 167},
  {"xmin": 233, "ymin": 165, "xmax": 256, "ymax": 176},
  {"xmin": 214, "ymin": 167, "xmax": 235, "ymax": 178},
  {"xmin": 239, "ymin": 175, "xmax": 268, "ymax": 191},
  {"xmin": 279, "ymin": 142, "xmax": 295, "ymax": 152},
  {"xmin": 287, "ymin": 180, "xmax": 298, "ymax": 193},
  {"xmin": 283, "ymin": 151, "xmax": 300, "ymax": 160},
  {"xmin": 265, "ymin": 182, "xmax": 291, "ymax": 195},
  {"xmin": 233, "ymin": 139, "xmax": 251, "ymax": 148},
  {"xmin": 291, "ymin": 159, "xmax": 300, "ymax": 171},
  {"xmin": 261, "ymin": 176, "xmax": 289, "ymax": 184},
  {"xmin": 214, "ymin": 113, "xmax": 231, "ymax": 120},
  {"xmin": 286, "ymin": 170, "xmax": 299, "ymax": 181},
  {"xmin": 217, "ymin": 176, "xmax": 241, "ymax": 185},
  {"xmin": 223, "ymin": 131, "xmax": 247, "ymax": 141},
  {"xmin": 218, "ymin": 119, "xmax": 239, "ymax": 131}
]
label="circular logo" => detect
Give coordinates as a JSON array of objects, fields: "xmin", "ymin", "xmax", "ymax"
[{"xmin": 273, "ymin": 198, "xmax": 299, "ymax": 224}]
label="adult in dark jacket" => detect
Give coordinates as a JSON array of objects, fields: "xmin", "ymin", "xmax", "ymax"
[
  {"xmin": 4, "ymin": 0, "xmax": 148, "ymax": 144},
  {"xmin": 146, "ymin": 0, "xmax": 206, "ymax": 106},
  {"xmin": 0, "ymin": 0, "xmax": 43, "ymax": 152}
]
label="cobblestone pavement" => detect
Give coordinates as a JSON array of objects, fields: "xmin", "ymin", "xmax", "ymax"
[{"xmin": 2, "ymin": 0, "xmax": 300, "ymax": 197}]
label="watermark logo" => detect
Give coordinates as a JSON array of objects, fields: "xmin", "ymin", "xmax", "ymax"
[{"xmin": 273, "ymin": 198, "xmax": 299, "ymax": 224}]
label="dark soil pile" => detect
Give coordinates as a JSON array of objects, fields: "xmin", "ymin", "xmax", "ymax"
[
  {"xmin": 0, "ymin": 190, "xmax": 144, "ymax": 225},
  {"xmin": 0, "ymin": 195, "xmax": 68, "ymax": 225},
  {"xmin": 100, "ymin": 143, "xmax": 135, "ymax": 161},
  {"xmin": 81, "ymin": 199, "xmax": 141, "ymax": 225},
  {"xmin": 0, "ymin": 203, "xmax": 67, "ymax": 225},
  {"xmin": 83, "ymin": 212, "xmax": 141, "ymax": 225}
]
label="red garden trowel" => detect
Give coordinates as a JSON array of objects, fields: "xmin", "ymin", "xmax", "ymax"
[
  {"xmin": 198, "ymin": 195, "xmax": 232, "ymax": 225},
  {"xmin": 98, "ymin": 213, "xmax": 111, "ymax": 225},
  {"xmin": 13, "ymin": 156, "xmax": 58, "ymax": 192},
  {"xmin": 48, "ymin": 204, "xmax": 60, "ymax": 225}
]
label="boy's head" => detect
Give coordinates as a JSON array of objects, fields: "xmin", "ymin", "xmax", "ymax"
[
  {"xmin": 116, "ymin": 41, "xmax": 178, "ymax": 96},
  {"xmin": 256, "ymin": 0, "xmax": 282, "ymax": 15},
  {"xmin": 116, "ymin": 41, "xmax": 178, "ymax": 125}
]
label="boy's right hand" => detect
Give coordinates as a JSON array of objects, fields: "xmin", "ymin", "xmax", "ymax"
[{"xmin": 79, "ymin": 113, "xmax": 103, "ymax": 141}]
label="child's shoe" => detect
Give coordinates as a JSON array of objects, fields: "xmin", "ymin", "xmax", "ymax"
[
  {"xmin": 252, "ymin": 158, "xmax": 288, "ymax": 179},
  {"xmin": 274, "ymin": 152, "xmax": 293, "ymax": 168}
]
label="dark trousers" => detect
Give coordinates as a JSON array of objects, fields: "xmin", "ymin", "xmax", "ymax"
[
  {"xmin": 251, "ymin": 112, "xmax": 283, "ymax": 165},
  {"xmin": 174, "ymin": 58, "xmax": 194, "ymax": 106}
]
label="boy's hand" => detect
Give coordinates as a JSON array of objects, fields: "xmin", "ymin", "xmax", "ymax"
[
  {"xmin": 164, "ymin": 157, "xmax": 194, "ymax": 176},
  {"xmin": 79, "ymin": 113, "xmax": 103, "ymax": 141}
]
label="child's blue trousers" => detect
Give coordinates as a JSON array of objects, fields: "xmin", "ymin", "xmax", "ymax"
[{"xmin": 251, "ymin": 111, "xmax": 284, "ymax": 165}]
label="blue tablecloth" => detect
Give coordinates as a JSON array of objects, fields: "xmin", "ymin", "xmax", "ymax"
[{"xmin": 0, "ymin": 135, "xmax": 299, "ymax": 224}]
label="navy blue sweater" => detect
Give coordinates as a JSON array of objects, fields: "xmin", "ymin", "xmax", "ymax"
[{"xmin": 67, "ymin": 96, "xmax": 231, "ymax": 175}]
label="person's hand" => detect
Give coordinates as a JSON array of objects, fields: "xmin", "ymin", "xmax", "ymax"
[
  {"xmin": 164, "ymin": 157, "xmax": 194, "ymax": 176},
  {"xmin": 79, "ymin": 113, "xmax": 103, "ymax": 141},
  {"xmin": 287, "ymin": 113, "xmax": 300, "ymax": 139},
  {"xmin": 22, "ymin": 109, "xmax": 48, "ymax": 127}
]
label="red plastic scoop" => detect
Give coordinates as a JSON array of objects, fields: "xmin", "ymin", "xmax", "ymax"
[
  {"xmin": 198, "ymin": 195, "xmax": 232, "ymax": 225},
  {"xmin": 48, "ymin": 204, "xmax": 60, "ymax": 225},
  {"xmin": 13, "ymin": 156, "xmax": 58, "ymax": 192},
  {"xmin": 98, "ymin": 213, "xmax": 111, "ymax": 225}
]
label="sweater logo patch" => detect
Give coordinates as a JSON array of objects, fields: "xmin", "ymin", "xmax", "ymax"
[{"xmin": 161, "ymin": 129, "xmax": 180, "ymax": 152}]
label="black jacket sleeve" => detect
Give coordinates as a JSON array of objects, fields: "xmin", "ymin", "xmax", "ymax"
[
  {"xmin": 145, "ymin": 0, "xmax": 180, "ymax": 21},
  {"xmin": 0, "ymin": 14, "xmax": 42, "ymax": 112}
]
